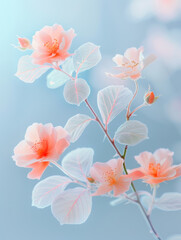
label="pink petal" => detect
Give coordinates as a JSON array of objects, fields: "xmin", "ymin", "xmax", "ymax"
[
  {"xmin": 32, "ymin": 30, "xmax": 51, "ymax": 52},
  {"xmin": 128, "ymin": 168, "xmax": 145, "ymax": 181},
  {"xmin": 13, "ymin": 140, "xmax": 37, "ymax": 166},
  {"xmin": 92, "ymin": 184, "xmax": 112, "ymax": 196},
  {"xmin": 135, "ymin": 151, "xmax": 155, "ymax": 171},
  {"xmin": 174, "ymin": 165, "xmax": 181, "ymax": 178},
  {"xmin": 25, "ymin": 123, "xmax": 42, "ymax": 143},
  {"xmin": 113, "ymin": 176, "xmax": 132, "ymax": 196},
  {"xmin": 55, "ymin": 126, "xmax": 70, "ymax": 140},
  {"xmin": 154, "ymin": 148, "xmax": 174, "ymax": 171},
  {"xmin": 107, "ymin": 158, "xmax": 124, "ymax": 178},
  {"xmin": 61, "ymin": 28, "xmax": 76, "ymax": 51},
  {"xmin": 107, "ymin": 72, "xmax": 127, "ymax": 79},
  {"xmin": 130, "ymin": 72, "xmax": 141, "ymax": 80},
  {"xmin": 90, "ymin": 162, "xmax": 112, "ymax": 183},
  {"xmin": 144, "ymin": 176, "xmax": 172, "ymax": 185},
  {"xmin": 27, "ymin": 161, "xmax": 49, "ymax": 179},
  {"xmin": 124, "ymin": 47, "xmax": 142, "ymax": 62},
  {"xmin": 112, "ymin": 54, "xmax": 129, "ymax": 66},
  {"xmin": 143, "ymin": 168, "xmax": 176, "ymax": 184},
  {"xmin": 53, "ymin": 138, "xmax": 70, "ymax": 159},
  {"xmin": 50, "ymin": 24, "xmax": 64, "ymax": 40},
  {"xmin": 161, "ymin": 167, "xmax": 176, "ymax": 178},
  {"xmin": 144, "ymin": 177, "xmax": 166, "ymax": 185}
]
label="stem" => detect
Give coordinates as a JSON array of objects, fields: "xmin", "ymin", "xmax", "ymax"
[
  {"xmin": 126, "ymin": 80, "xmax": 138, "ymax": 120},
  {"xmin": 128, "ymin": 102, "xmax": 146, "ymax": 119},
  {"xmin": 54, "ymin": 63, "xmax": 75, "ymax": 81},
  {"xmin": 123, "ymin": 193, "xmax": 137, "ymax": 203},
  {"xmin": 50, "ymin": 160, "xmax": 87, "ymax": 188},
  {"xmin": 122, "ymin": 145, "xmax": 138, "ymax": 194},
  {"xmin": 121, "ymin": 147, "xmax": 161, "ymax": 239},
  {"xmin": 84, "ymin": 98, "xmax": 162, "ymax": 240},
  {"xmin": 138, "ymin": 200, "xmax": 162, "ymax": 240},
  {"xmin": 147, "ymin": 185, "xmax": 157, "ymax": 216},
  {"xmin": 85, "ymin": 99, "xmax": 123, "ymax": 159}
]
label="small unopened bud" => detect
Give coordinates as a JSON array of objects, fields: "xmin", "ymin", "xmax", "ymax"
[
  {"xmin": 87, "ymin": 177, "xmax": 95, "ymax": 183},
  {"xmin": 17, "ymin": 37, "xmax": 32, "ymax": 50},
  {"xmin": 144, "ymin": 91, "xmax": 159, "ymax": 104}
]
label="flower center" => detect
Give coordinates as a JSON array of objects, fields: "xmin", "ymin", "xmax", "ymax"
[
  {"xmin": 122, "ymin": 60, "xmax": 139, "ymax": 69},
  {"xmin": 44, "ymin": 38, "xmax": 59, "ymax": 54},
  {"xmin": 103, "ymin": 169, "xmax": 117, "ymax": 186},
  {"xmin": 32, "ymin": 139, "xmax": 49, "ymax": 159},
  {"xmin": 108, "ymin": 176, "xmax": 117, "ymax": 185},
  {"xmin": 148, "ymin": 163, "xmax": 161, "ymax": 177}
]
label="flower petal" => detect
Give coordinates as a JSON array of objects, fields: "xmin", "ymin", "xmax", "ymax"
[
  {"xmin": 27, "ymin": 161, "xmax": 49, "ymax": 179},
  {"xmin": 90, "ymin": 162, "xmax": 112, "ymax": 183},
  {"xmin": 92, "ymin": 184, "xmax": 112, "ymax": 196},
  {"xmin": 113, "ymin": 176, "xmax": 131, "ymax": 196}
]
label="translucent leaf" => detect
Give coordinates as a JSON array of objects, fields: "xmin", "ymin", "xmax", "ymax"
[
  {"xmin": 65, "ymin": 114, "xmax": 93, "ymax": 143},
  {"xmin": 140, "ymin": 195, "xmax": 152, "ymax": 210},
  {"xmin": 114, "ymin": 120, "xmax": 148, "ymax": 146},
  {"xmin": 110, "ymin": 195, "xmax": 127, "ymax": 206},
  {"xmin": 97, "ymin": 85, "xmax": 133, "ymax": 127},
  {"xmin": 47, "ymin": 70, "xmax": 69, "ymax": 88},
  {"xmin": 111, "ymin": 191, "xmax": 151, "ymax": 206},
  {"xmin": 73, "ymin": 42, "xmax": 101, "ymax": 74},
  {"xmin": 141, "ymin": 192, "xmax": 181, "ymax": 212},
  {"xmin": 51, "ymin": 187, "xmax": 92, "ymax": 225},
  {"xmin": 32, "ymin": 176, "xmax": 72, "ymax": 208},
  {"xmin": 62, "ymin": 148, "xmax": 94, "ymax": 182},
  {"xmin": 47, "ymin": 58, "xmax": 74, "ymax": 89},
  {"xmin": 63, "ymin": 78, "xmax": 90, "ymax": 106},
  {"xmin": 62, "ymin": 58, "xmax": 74, "ymax": 75},
  {"xmin": 155, "ymin": 192, "xmax": 181, "ymax": 211},
  {"xmin": 167, "ymin": 235, "xmax": 181, "ymax": 240},
  {"xmin": 15, "ymin": 55, "xmax": 50, "ymax": 83}
]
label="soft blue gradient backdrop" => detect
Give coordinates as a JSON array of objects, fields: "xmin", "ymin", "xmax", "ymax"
[{"xmin": 1, "ymin": 1, "xmax": 181, "ymax": 240}]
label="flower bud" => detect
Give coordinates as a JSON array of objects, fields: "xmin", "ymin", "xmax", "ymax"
[
  {"xmin": 17, "ymin": 37, "xmax": 32, "ymax": 50},
  {"xmin": 144, "ymin": 91, "xmax": 159, "ymax": 104},
  {"xmin": 87, "ymin": 177, "xmax": 95, "ymax": 183}
]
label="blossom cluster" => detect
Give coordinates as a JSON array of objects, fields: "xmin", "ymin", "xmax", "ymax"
[{"xmin": 13, "ymin": 24, "xmax": 181, "ymax": 239}]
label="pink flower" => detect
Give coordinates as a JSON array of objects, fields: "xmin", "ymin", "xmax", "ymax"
[
  {"xmin": 13, "ymin": 123, "xmax": 70, "ymax": 179},
  {"xmin": 107, "ymin": 47, "xmax": 156, "ymax": 81},
  {"xmin": 131, "ymin": 149, "xmax": 181, "ymax": 184},
  {"xmin": 90, "ymin": 158, "xmax": 132, "ymax": 196},
  {"xmin": 31, "ymin": 24, "xmax": 76, "ymax": 65},
  {"xmin": 18, "ymin": 37, "xmax": 32, "ymax": 50},
  {"xmin": 109, "ymin": 47, "xmax": 144, "ymax": 80}
]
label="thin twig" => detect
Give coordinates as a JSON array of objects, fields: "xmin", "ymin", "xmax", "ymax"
[{"xmin": 84, "ymin": 98, "xmax": 162, "ymax": 240}]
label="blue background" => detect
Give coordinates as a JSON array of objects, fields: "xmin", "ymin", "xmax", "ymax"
[{"xmin": 1, "ymin": 0, "xmax": 181, "ymax": 239}]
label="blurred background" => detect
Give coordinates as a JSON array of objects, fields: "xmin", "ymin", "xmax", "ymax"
[{"xmin": 1, "ymin": 0, "xmax": 181, "ymax": 239}]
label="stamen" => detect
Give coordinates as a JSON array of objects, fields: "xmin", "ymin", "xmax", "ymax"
[
  {"xmin": 32, "ymin": 139, "xmax": 48, "ymax": 159},
  {"xmin": 103, "ymin": 169, "xmax": 117, "ymax": 185},
  {"xmin": 44, "ymin": 38, "xmax": 59, "ymax": 54},
  {"xmin": 148, "ymin": 163, "xmax": 161, "ymax": 177}
]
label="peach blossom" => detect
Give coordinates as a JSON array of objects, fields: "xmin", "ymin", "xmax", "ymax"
[
  {"xmin": 90, "ymin": 158, "xmax": 132, "ymax": 196},
  {"xmin": 13, "ymin": 123, "xmax": 70, "ymax": 179},
  {"xmin": 109, "ymin": 47, "xmax": 144, "ymax": 80},
  {"xmin": 131, "ymin": 148, "xmax": 181, "ymax": 184},
  {"xmin": 31, "ymin": 24, "xmax": 76, "ymax": 65}
]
